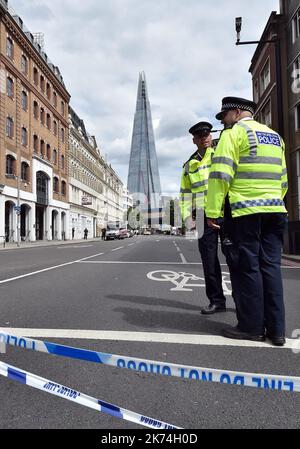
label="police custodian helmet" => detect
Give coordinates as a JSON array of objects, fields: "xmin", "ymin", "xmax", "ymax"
[{"xmin": 215, "ymin": 97, "xmax": 257, "ymax": 120}]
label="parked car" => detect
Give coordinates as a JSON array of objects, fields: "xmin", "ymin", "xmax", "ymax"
[
  {"xmin": 143, "ymin": 229, "xmax": 151, "ymax": 235},
  {"xmin": 106, "ymin": 229, "xmax": 119, "ymax": 240},
  {"xmin": 118, "ymin": 228, "xmax": 128, "ymax": 239}
]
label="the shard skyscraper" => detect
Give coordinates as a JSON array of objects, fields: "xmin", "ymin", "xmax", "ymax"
[{"xmin": 127, "ymin": 72, "xmax": 161, "ymax": 215}]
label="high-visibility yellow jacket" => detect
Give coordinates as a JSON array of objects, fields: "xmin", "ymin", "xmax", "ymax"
[
  {"xmin": 180, "ymin": 147, "xmax": 214, "ymax": 221},
  {"xmin": 206, "ymin": 119, "xmax": 288, "ymax": 219}
]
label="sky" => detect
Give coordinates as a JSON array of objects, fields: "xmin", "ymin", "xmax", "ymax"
[{"xmin": 9, "ymin": 0, "xmax": 279, "ymax": 198}]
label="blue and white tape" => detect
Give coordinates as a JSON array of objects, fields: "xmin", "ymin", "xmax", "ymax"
[
  {"xmin": 1, "ymin": 332, "xmax": 299, "ymax": 392},
  {"xmin": 0, "ymin": 360, "xmax": 180, "ymax": 429}
]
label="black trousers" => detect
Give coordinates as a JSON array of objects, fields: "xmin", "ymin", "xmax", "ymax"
[
  {"xmin": 198, "ymin": 218, "xmax": 226, "ymax": 306},
  {"xmin": 231, "ymin": 213, "xmax": 287, "ymax": 336}
]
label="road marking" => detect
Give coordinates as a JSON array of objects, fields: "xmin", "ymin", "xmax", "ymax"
[
  {"xmin": 180, "ymin": 253, "xmax": 187, "ymax": 264},
  {"xmin": 57, "ymin": 245, "xmax": 93, "ymax": 249},
  {"xmin": 0, "ymin": 252, "xmax": 104, "ymax": 285},
  {"xmin": 0, "ymin": 327, "xmax": 294, "ymax": 349},
  {"xmin": 77, "ymin": 260, "xmax": 299, "ymax": 268},
  {"xmin": 111, "ymin": 246, "xmax": 124, "ymax": 252},
  {"xmin": 128, "ymin": 243, "xmax": 135, "ymax": 246}
]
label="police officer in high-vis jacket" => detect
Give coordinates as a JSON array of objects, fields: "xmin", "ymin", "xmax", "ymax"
[
  {"xmin": 180, "ymin": 121, "xmax": 227, "ymax": 314},
  {"xmin": 206, "ymin": 97, "xmax": 288, "ymax": 346}
]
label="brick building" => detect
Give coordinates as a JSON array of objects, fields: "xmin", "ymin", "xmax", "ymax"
[
  {"xmin": 249, "ymin": 2, "xmax": 300, "ymax": 253},
  {"xmin": 0, "ymin": 0, "xmax": 71, "ymax": 243}
]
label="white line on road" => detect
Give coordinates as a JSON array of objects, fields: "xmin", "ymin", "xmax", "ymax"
[
  {"xmin": 77, "ymin": 260, "xmax": 299, "ymax": 268},
  {"xmin": 0, "ymin": 328, "xmax": 294, "ymax": 349},
  {"xmin": 111, "ymin": 246, "xmax": 124, "ymax": 252},
  {"xmin": 128, "ymin": 243, "xmax": 135, "ymax": 246},
  {"xmin": 57, "ymin": 245, "xmax": 93, "ymax": 249},
  {"xmin": 0, "ymin": 252, "xmax": 105, "ymax": 285},
  {"xmin": 180, "ymin": 253, "xmax": 187, "ymax": 264}
]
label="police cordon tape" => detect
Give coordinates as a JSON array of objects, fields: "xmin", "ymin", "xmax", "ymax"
[
  {"xmin": 0, "ymin": 360, "xmax": 180, "ymax": 429},
  {"xmin": 1, "ymin": 332, "xmax": 300, "ymax": 392}
]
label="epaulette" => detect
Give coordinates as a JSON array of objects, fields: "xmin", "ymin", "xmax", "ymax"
[{"xmin": 182, "ymin": 150, "xmax": 199, "ymax": 168}]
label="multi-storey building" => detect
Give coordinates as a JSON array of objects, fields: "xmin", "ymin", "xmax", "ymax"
[
  {"xmin": 0, "ymin": 0, "xmax": 71, "ymax": 243},
  {"xmin": 69, "ymin": 106, "xmax": 105, "ymax": 239},
  {"xmin": 249, "ymin": 2, "xmax": 300, "ymax": 253},
  {"xmin": 69, "ymin": 107, "xmax": 124, "ymax": 237}
]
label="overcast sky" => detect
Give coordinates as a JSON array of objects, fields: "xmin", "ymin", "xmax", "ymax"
[{"xmin": 10, "ymin": 0, "xmax": 279, "ymax": 197}]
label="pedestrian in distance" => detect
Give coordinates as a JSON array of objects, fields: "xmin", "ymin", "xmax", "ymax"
[
  {"xmin": 180, "ymin": 121, "xmax": 227, "ymax": 315},
  {"xmin": 84, "ymin": 228, "xmax": 88, "ymax": 240},
  {"xmin": 101, "ymin": 228, "xmax": 106, "ymax": 240},
  {"xmin": 206, "ymin": 96, "xmax": 288, "ymax": 346}
]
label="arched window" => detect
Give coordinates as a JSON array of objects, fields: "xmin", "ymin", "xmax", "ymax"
[
  {"xmin": 53, "ymin": 120, "xmax": 57, "ymax": 136},
  {"xmin": 22, "ymin": 91, "xmax": 28, "ymax": 111},
  {"xmin": 61, "ymin": 180, "xmax": 66, "ymax": 195},
  {"xmin": 53, "ymin": 149, "xmax": 57, "ymax": 164},
  {"xmin": 61, "ymin": 128, "xmax": 65, "ymax": 143},
  {"xmin": 33, "ymin": 134, "xmax": 38, "ymax": 153},
  {"xmin": 53, "ymin": 177, "xmax": 59, "ymax": 193},
  {"xmin": 46, "ymin": 144, "xmax": 51, "ymax": 160},
  {"xmin": 47, "ymin": 113, "xmax": 51, "ymax": 129},
  {"xmin": 7, "ymin": 77, "xmax": 14, "ymax": 98},
  {"xmin": 61, "ymin": 101, "xmax": 65, "ymax": 116},
  {"xmin": 40, "ymin": 108, "xmax": 45, "ymax": 125},
  {"xmin": 21, "ymin": 55, "xmax": 28, "ymax": 75},
  {"xmin": 21, "ymin": 162, "xmax": 29, "ymax": 181},
  {"xmin": 21, "ymin": 127, "xmax": 27, "ymax": 146},
  {"xmin": 53, "ymin": 91, "xmax": 57, "ymax": 107},
  {"xmin": 6, "ymin": 155, "xmax": 15, "ymax": 175},
  {"xmin": 6, "ymin": 117, "xmax": 14, "ymax": 138},
  {"xmin": 33, "ymin": 101, "xmax": 38, "ymax": 119},
  {"xmin": 6, "ymin": 37, "xmax": 13, "ymax": 59},
  {"xmin": 33, "ymin": 68, "xmax": 38, "ymax": 85},
  {"xmin": 61, "ymin": 155, "xmax": 65, "ymax": 170}
]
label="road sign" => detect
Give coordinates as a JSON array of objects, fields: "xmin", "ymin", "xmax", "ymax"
[{"xmin": 14, "ymin": 205, "xmax": 21, "ymax": 213}]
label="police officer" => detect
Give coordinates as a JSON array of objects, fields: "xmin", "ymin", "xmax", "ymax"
[
  {"xmin": 180, "ymin": 121, "xmax": 227, "ymax": 314},
  {"xmin": 206, "ymin": 97, "xmax": 288, "ymax": 345}
]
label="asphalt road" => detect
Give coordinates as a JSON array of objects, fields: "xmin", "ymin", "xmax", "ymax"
[{"xmin": 0, "ymin": 235, "xmax": 299, "ymax": 429}]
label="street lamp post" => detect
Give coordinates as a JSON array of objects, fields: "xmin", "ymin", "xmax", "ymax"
[
  {"xmin": 235, "ymin": 17, "xmax": 284, "ymax": 138},
  {"xmin": 16, "ymin": 175, "xmax": 21, "ymax": 247}
]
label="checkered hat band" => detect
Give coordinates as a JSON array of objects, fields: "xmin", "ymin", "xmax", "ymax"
[{"xmin": 222, "ymin": 103, "xmax": 254, "ymax": 114}]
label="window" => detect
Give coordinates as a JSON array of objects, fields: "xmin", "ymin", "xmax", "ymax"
[
  {"xmin": 61, "ymin": 155, "xmax": 65, "ymax": 170},
  {"xmin": 295, "ymin": 103, "xmax": 300, "ymax": 131},
  {"xmin": 53, "ymin": 149, "xmax": 57, "ymax": 164},
  {"xmin": 61, "ymin": 128, "xmax": 65, "ymax": 143},
  {"xmin": 7, "ymin": 77, "xmax": 14, "ymax": 98},
  {"xmin": 6, "ymin": 155, "xmax": 15, "ymax": 175},
  {"xmin": 33, "ymin": 68, "xmax": 38, "ymax": 86},
  {"xmin": 33, "ymin": 101, "xmax": 38, "ymax": 119},
  {"xmin": 33, "ymin": 135, "xmax": 38, "ymax": 153},
  {"xmin": 53, "ymin": 91, "xmax": 57, "ymax": 107},
  {"xmin": 46, "ymin": 82, "xmax": 51, "ymax": 100},
  {"xmin": 6, "ymin": 117, "xmax": 14, "ymax": 138},
  {"xmin": 261, "ymin": 99, "xmax": 272, "ymax": 128},
  {"xmin": 253, "ymin": 79, "xmax": 259, "ymax": 103},
  {"xmin": 40, "ymin": 75, "xmax": 45, "ymax": 93},
  {"xmin": 53, "ymin": 120, "xmax": 57, "ymax": 136},
  {"xmin": 292, "ymin": 8, "xmax": 300, "ymax": 43},
  {"xmin": 21, "ymin": 162, "xmax": 29, "ymax": 181},
  {"xmin": 292, "ymin": 55, "xmax": 300, "ymax": 94},
  {"xmin": 260, "ymin": 60, "xmax": 270, "ymax": 94},
  {"xmin": 61, "ymin": 101, "xmax": 65, "ymax": 116},
  {"xmin": 53, "ymin": 177, "xmax": 59, "ymax": 193},
  {"xmin": 21, "ymin": 127, "xmax": 27, "ymax": 146},
  {"xmin": 61, "ymin": 181, "xmax": 66, "ymax": 195},
  {"xmin": 22, "ymin": 91, "xmax": 28, "ymax": 111},
  {"xmin": 40, "ymin": 108, "xmax": 45, "ymax": 125},
  {"xmin": 46, "ymin": 144, "xmax": 51, "ymax": 160},
  {"xmin": 21, "ymin": 55, "xmax": 28, "ymax": 75},
  {"xmin": 40, "ymin": 140, "xmax": 45, "ymax": 158},
  {"xmin": 47, "ymin": 113, "xmax": 51, "ymax": 130},
  {"xmin": 6, "ymin": 37, "xmax": 13, "ymax": 59}
]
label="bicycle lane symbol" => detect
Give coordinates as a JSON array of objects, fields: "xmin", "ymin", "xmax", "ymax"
[{"xmin": 147, "ymin": 270, "xmax": 232, "ymax": 294}]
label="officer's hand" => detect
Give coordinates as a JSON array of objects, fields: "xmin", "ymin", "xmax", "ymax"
[
  {"xmin": 207, "ymin": 218, "xmax": 220, "ymax": 230},
  {"xmin": 185, "ymin": 217, "xmax": 196, "ymax": 231}
]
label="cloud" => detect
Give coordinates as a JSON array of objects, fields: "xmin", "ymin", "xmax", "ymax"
[{"xmin": 10, "ymin": 0, "xmax": 279, "ymax": 195}]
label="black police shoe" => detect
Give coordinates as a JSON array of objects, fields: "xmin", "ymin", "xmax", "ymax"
[
  {"xmin": 201, "ymin": 304, "xmax": 226, "ymax": 315},
  {"xmin": 266, "ymin": 334, "xmax": 286, "ymax": 346},
  {"xmin": 222, "ymin": 326, "xmax": 265, "ymax": 342}
]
